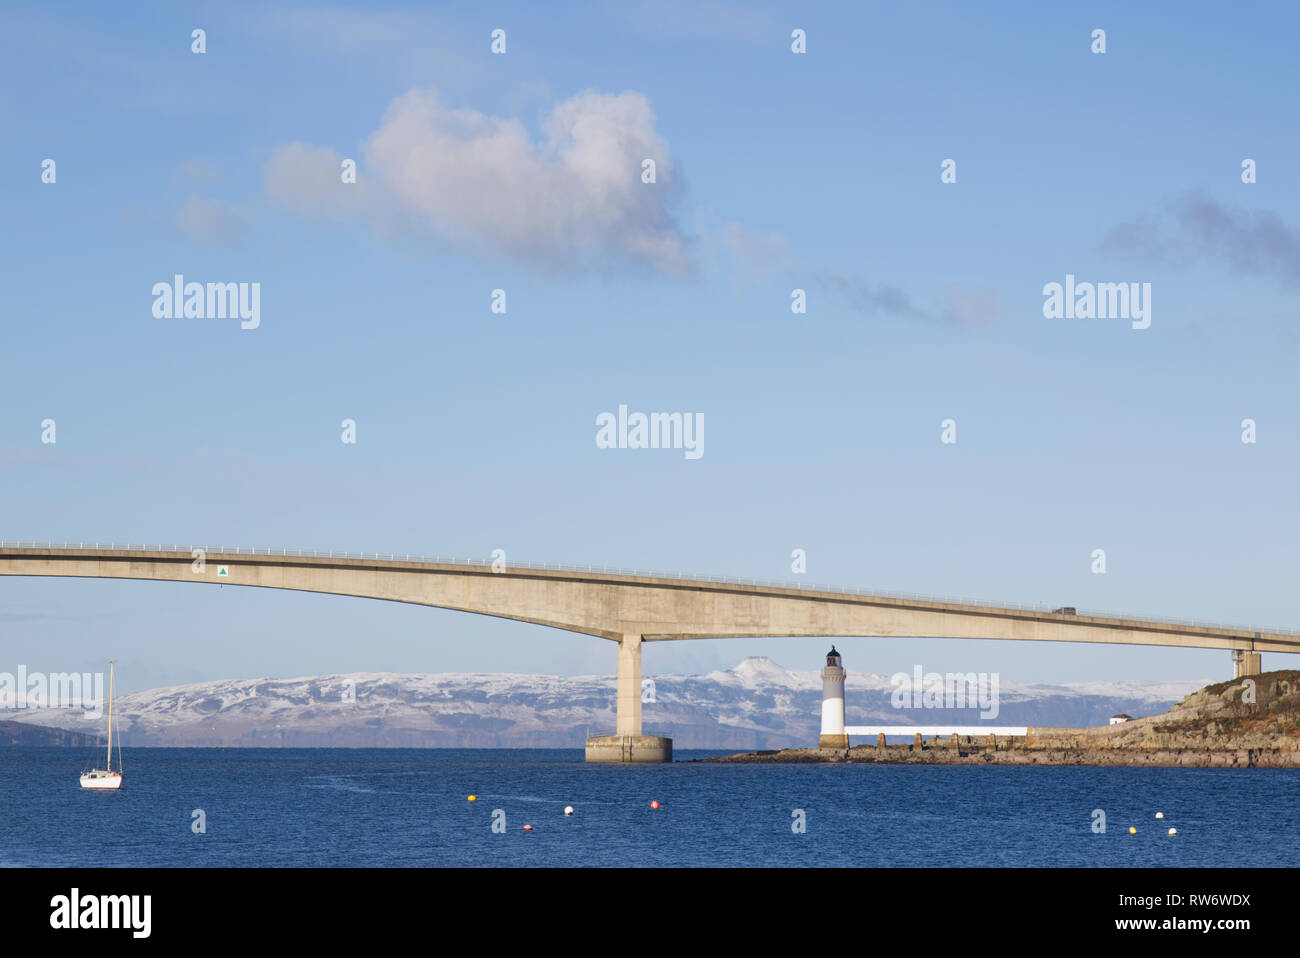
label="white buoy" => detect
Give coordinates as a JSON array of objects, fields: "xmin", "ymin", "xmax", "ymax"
[
  {"xmin": 564, "ymin": 806, "xmax": 574, "ymax": 816},
  {"xmin": 1155, "ymin": 812, "xmax": 1164, "ymax": 819},
  {"xmin": 1168, "ymin": 827, "xmax": 1177, "ymax": 835}
]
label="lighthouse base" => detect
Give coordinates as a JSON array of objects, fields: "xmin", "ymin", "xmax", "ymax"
[
  {"xmin": 585, "ymin": 735, "xmax": 673, "ymax": 763},
  {"xmin": 819, "ymin": 733, "xmax": 849, "ymax": 749}
]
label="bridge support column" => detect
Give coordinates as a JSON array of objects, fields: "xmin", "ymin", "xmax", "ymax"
[
  {"xmin": 1233, "ymin": 650, "xmax": 1261, "ymax": 678},
  {"xmin": 617, "ymin": 633, "xmax": 642, "ymax": 736},
  {"xmin": 585, "ymin": 633, "xmax": 672, "ymax": 763}
]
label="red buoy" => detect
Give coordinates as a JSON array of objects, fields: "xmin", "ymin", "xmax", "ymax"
[
  {"xmin": 650, "ymin": 800, "xmax": 660, "ymax": 810},
  {"xmin": 523, "ymin": 824, "xmax": 533, "ymax": 831}
]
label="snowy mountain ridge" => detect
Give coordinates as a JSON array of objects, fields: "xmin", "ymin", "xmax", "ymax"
[{"xmin": 5, "ymin": 658, "xmax": 1211, "ymax": 749}]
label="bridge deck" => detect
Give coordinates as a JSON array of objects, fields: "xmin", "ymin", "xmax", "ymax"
[{"xmin": 0, "ymin": 542, "xmax": 1296, "ymax": 652}]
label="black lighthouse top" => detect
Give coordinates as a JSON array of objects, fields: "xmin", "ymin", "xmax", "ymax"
[{"xmin": 826, "ymin": 646, "xmax": 841, "ymax": 667}]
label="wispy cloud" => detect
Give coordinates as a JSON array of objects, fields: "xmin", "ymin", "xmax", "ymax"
[
  {"xmin": 1102, "ymin": 196, "xmax": 1300, "ymax": 285},
  {"xmin": 264, "ymin": 143, "xmax": 374, "ymax": 222},
  {"xmin": 714, "ymin": 221, "xmax": 1003, "ymax": 327},
  {"xmin": 608, "ymin": 1, "xmax": 782, "ymax": 43},
  {"xmin": 241, "ymin": 4, "xmax": 480, "ymax": 85},
  {"xmin": 177, "ymin": 159, "xmax": 220, "ymax": 184},
  {"xmin": 266, "ymin": 88, "xmax": 691, "ymax": 275},
  {"xmin": 172, "ymin": 194, "xmax": 248, "ymax": 249}
]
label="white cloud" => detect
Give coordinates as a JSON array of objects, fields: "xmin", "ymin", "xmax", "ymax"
[{"xmin": 266, "ymin": 88, "xmax": 691, "ymax": 275}]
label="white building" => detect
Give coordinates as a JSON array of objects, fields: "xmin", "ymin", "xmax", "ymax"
[{"xmin": 1109, "ymin": 713, "xmax": 1132, "ymax": 725}]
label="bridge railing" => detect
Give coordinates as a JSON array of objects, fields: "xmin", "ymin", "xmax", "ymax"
[{"xmin": 1, "ymin": 539, "xmax": 1297, "ymax": 638}]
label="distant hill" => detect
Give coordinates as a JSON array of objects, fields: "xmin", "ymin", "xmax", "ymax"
[
  {"xmin": 0, "ymin": 720, "xmax": 102, "ymax": 747},
  {"xmin": 2, "ymin": 658, "xmax": 1209, "ymax": 748}
]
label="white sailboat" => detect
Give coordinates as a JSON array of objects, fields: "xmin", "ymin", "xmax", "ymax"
[{"xmin": 80, "ymin": 661, "xmax": 123, "ymax": 790}]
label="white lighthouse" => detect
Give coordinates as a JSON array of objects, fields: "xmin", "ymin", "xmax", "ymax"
[{"xmin": 819, "ymin": 646, "xmax": 848, "ymax": 749}]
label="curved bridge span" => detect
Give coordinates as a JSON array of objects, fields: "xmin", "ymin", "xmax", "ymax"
[{"xmin": 1, "ymin": 542, "xmax": 1291, "ymax": 760}]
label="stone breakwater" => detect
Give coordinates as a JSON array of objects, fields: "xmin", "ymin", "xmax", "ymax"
[{"xmin": 701, "ymin": 671, "xmax": 1300, "ymax": 768}]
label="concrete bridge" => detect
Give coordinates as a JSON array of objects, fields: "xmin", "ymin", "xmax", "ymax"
[{"xmin": 1, "ymin": 542, "xmax": 1292, "ymax": 761}]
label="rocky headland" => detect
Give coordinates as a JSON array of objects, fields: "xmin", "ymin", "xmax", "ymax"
[
  {"xmin": 0, "ymin": 720, "xmax": 102, "ymax": 747},
  {"xmin": 701, "ymin": 671, "xmax": 1300, "ymax": 768}
]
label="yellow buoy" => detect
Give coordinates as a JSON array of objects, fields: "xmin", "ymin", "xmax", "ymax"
[
  {"xmin": 468, "ymin": 795, "xmax": 477, "ymax": 802},
  {"xmin": 1129, "ymin": 827, "xmax": 1137, "ymax": 834}
]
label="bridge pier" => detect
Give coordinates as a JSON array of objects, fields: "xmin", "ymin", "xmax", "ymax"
[
  {"xmin": 616, "ymin": 633, "xmax": 642, "ymax": 736},
  {"xmin": 585, "ymin": 633, "xmax": 672, "ymax": 763},
  {"xmin": 1233, "ymin": 650, "xmax": 1261, "ymax": 678}
]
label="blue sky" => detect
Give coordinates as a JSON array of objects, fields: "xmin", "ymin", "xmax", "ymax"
[{"xmin": 2, "ymin": 1, "xmax": 1298, "ymax": 693}]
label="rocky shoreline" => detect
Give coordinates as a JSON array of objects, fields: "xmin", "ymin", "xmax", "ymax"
[
  {"xmin": 699, "ymin": 670, "xmax": 1300, "ymax": 768},
  {"xmin": 700, "ymin": 743, "xmax": 1300, "ymax": 767}
]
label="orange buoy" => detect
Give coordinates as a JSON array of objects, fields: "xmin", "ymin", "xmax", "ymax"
[
  {"xmin": 650, "ymin": 800, "xmax": 660, "ymax": 810},
  {"xmin": 522, "ymin": 824, "xmax": 533, "ymax": 831}
]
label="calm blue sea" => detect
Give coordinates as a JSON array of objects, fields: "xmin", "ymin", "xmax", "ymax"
[{"xmin": 2, "ymin": 748, "xmax": 1297, "ymax": 867}]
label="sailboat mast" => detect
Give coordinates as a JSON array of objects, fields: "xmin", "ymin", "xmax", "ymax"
[{"xmin": 106, "ymin": 661, "xmax": 114, "ymax": 772}]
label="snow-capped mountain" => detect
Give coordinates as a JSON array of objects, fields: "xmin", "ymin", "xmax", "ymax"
[{"xmin": 4, "ymin": 658, "xmax": 1210, "ymax": 749}]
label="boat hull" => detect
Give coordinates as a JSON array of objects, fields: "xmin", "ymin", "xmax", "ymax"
[{"xmin": 80, "ymin": 772, "xmax": 123, "ymax": 790}]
